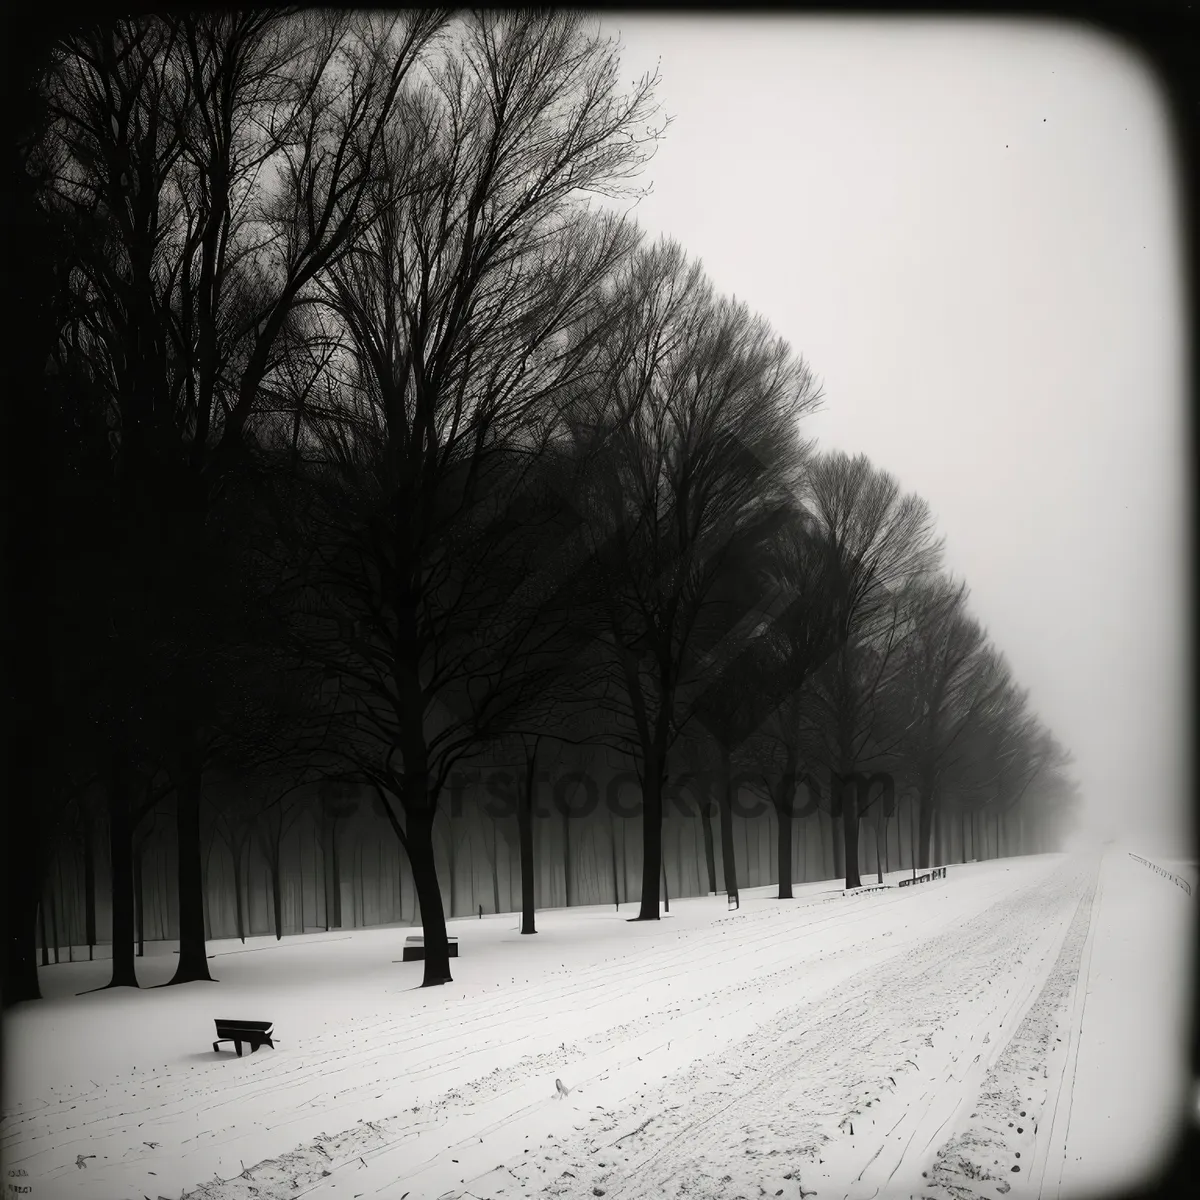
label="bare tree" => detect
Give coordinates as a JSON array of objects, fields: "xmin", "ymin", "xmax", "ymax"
[
  {"xmin": 567, "ymin": 238, "xmax": 819, "ymax": 921},
  {"xmin": 35, "ymin": 9, "xmax": 449, "ymax": 987},
  {"xmin": 283, "ymin": 13, "xmax": 661, "ymax": 984},
  {"xmin": 949, "ymin": 681, "xmax": 1074, "ymax": 860},
  {"xmin": 707, "ymin": 505, "xmax": 844, "ymax": 899},
  {"xmin": 890, "ymin": 577, "xmax": 999, "ymax": 869},
  {"xmin": 800, "ymin": 453, "xmax": 940, "ymax": 888},
  {"xmin": 515, "ymin": 735, "xmax": 544, "ymax": 935}
]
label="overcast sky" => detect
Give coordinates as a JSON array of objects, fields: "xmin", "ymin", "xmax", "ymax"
[{"xmin": 599, "ymin": 16, "xmax": 1188, "ymax": 855}]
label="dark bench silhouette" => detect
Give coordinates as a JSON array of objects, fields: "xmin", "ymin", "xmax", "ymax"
[
  {"xmin": 400, "ymin": 935, "xmax": 458, "ymax": 963},
  {"xmin": 213, "ymin": 1019, "xmax": 275, "ymax": 1057}
]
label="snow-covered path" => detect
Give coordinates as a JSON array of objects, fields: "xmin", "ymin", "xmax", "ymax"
[
  {"xmin": 2, "ymin": 850, "xmax": 1190, "ymax": 1200},
  {"xmin": 488, "ymin": 856, "xmax": 1093, "ymax": 1200},
  {"xmin": 912, "ymin": 848, "xmax": 1191, "ymax": 1200}
]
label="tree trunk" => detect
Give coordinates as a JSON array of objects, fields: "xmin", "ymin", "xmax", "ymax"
[
  {"xmin": 917, "ymin": 789, "xmax": 935, "ymax": 870},
  {"xmin": 837, "ymin": 773, "xmax": 863, "ymax": 890},
  {"xmin": 168, "ymin": 733, "xmax": 214, "ymax": 985},
  {"xmin": 609, "ymin": 812, "xmax": 621, "ymax": 910},
  {"xmin": 62, "ymin": 851, "xmax": 75, "ymax": 962},
  {"xmin": 83, "ymin": 812, "xmax": 97, "ymax": 961},
  {"xmin": 738, "ymin": 812, "xmax": 748, "ymax": 887},
  {"xmin": 519, "ymin": 746, "xmax": 538, "ymax": 934},
  {"xmin": 533, "ymin": 805, "xmax": 544, "ymax": 911},
  {"xmin": 202, "ymin": 828, "xmax": 214, "ymax": 940},
  {"xmin": 490, "ymin": 817, "xmax": 501, "ymax": 916},
  {"xmin": 331, "ymin": 820, "xmax": 344, "ymax": 928},
  {"xmin": 635, "ymin": 751, "xmax": 665, "ymax": 921},
  {"xmin": 49, "ymin": 860, "xmax": 61, "ymax": 964},
  {"xmin": 3, "ymin": 810, "xmax": 48, "ymax": 1004},
  {"xmin": 677, "ymin": 818, "xmax": 685, "ymax": 900},
  {"xmin": 271, "ymin": 850, "xmax": 283, "ymax": 940},
  {"xmin": 562, "ymin": 805, "xmax": 572, "ymax": 908},
  {"xmin": 830, "ymin": 775, "xmax": 846, "ymax": 881},
  {"xmin": 621, "ymin": 813, "xmax": 629, "ymax": 903},
  {"xmin": 716, "ymin": 744, "xmax": 739, "ymax": 908},
  {"xmin": 319, "ymin": 826, "xmax": 332, "ymax": 928},
  {"xmin": 874, "ymin": 815, "xmax": 883, "ymax": 883},
  {"xmin": 351, "ymin": 839, "xmax": 360, "ymax": 926},
  {"xmin": 757, "ymin": 813, "xmax": 765, "ymax": 885},
  {"xmin": 774, "ymin": 761, "xmax": 796, "ymax": 900},
  {"xmin": 446, "ymin": 817, "xmax": 457, "ymax": 919},
  {"xmin": 699, "ymin": 792, "xmax": 718, "ymax": 894},
  {"xmin": 106, "ymin": 749, "xmax": 138, "ymax": 988},
  {"xmin": 232, "ymin": 841, "xmax": 247, "ymax": 942},
  {"xmin": 841, "ymin": 810, "xmax": 862, "ymax": 889},
  {"xmin": 508, "ymin": 828, "xmax": 517, "ymax": 914},
  {"xmin": 38, "ymin": 894, "xmax": 50, "ymax": 967},
  {"xmin": 134, "ymin": 836, "xmax": 146, "ymax": 957},
  {"xmin": 402, "ymin": 839, "xmax": 409, "ymax": 921},
  {"xmin": 158, "ymin": 833, "xmax": 171, "ymax": 940},
  {"xmin": 298, "ymin": 831, "xmax": 307, "ymax": 931},
  {"xmin": 797, "ymin": 810, "xmax": 807, "ymax": 884},
  {"xmin": 321, "ymin": 823, "xmax": 332, "ymax": 929},
  {"xmin": 407, "ymin": 803, "xmax": 453, "ymax": 986},
  {"xmin": 661, "ymin": 830, "xmax": 670, "ymax": 914},
  {"xmin": 766, "ymin": 804, "xmax": 774, "ymax": 888}
]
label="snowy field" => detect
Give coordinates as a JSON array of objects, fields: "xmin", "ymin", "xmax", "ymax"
[{"xmin": 2, "ymin": 848, "xmax": 1193, "ymax": 1200}]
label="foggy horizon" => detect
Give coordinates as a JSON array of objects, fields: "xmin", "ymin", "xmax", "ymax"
[{"xmin": 603, "ymin": 14, "xmax": 1189, "ymax": 859}]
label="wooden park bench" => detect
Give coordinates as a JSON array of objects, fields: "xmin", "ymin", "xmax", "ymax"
[
  {"xmin": 213, "ymin": 1019, "xmax": 275, "ymax": 1057},
  {"xmin": 399, "ymin": 935, "xmax": 458, "ymax": 963}
]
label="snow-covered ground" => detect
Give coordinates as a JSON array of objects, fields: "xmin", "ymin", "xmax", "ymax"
[{"xmin": 2, "ymin": 849, "xmax": 1192, "ymax": 1200}]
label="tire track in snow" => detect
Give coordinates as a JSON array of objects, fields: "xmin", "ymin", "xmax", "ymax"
[
  {"xmin": 5, "ymin": 873, "xmax": 1013, "ymax": 1196},
  {"xmin": 923, "ymin": 859, "xmax": 1100, "ymax": 1200},
  {"xmin": 172, "ymin": 879, "xmax": 1012, "ymax": 1200},
  {"xmin": 3, "ymin": 865, "xmax": 1044, "ymax": 1200},
  {"xmin": 478, "ymin": 860, "xmax": 1092, "ymax": 1200}
]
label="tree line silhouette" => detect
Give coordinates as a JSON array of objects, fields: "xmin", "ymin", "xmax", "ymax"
[{"xmin": 5, "ymin": 10, "xmax": 1076, "ymax": 1005}]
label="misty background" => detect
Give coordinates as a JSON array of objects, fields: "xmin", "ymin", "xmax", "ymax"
[{"xmin": 604, "ymin": 15, "xmax": 1189, "ymax": 858}]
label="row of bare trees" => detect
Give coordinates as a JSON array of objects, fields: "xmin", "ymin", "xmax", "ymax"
[{"xmin": 6, "ymin": 10, "xmax": 1076, "ymax": 1005}]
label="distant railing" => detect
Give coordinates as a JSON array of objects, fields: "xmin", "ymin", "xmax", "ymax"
[
  {"xmin": 841, "ymin": 865, "xmax": 948, "ymax": 896},
  {"xmin": 898, "ymin": 866, "xmax": 947, "ymax": 889},
  {"xmin": 1128, "ymin": 852, "xmax": 1193, "ymax": 896}
]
